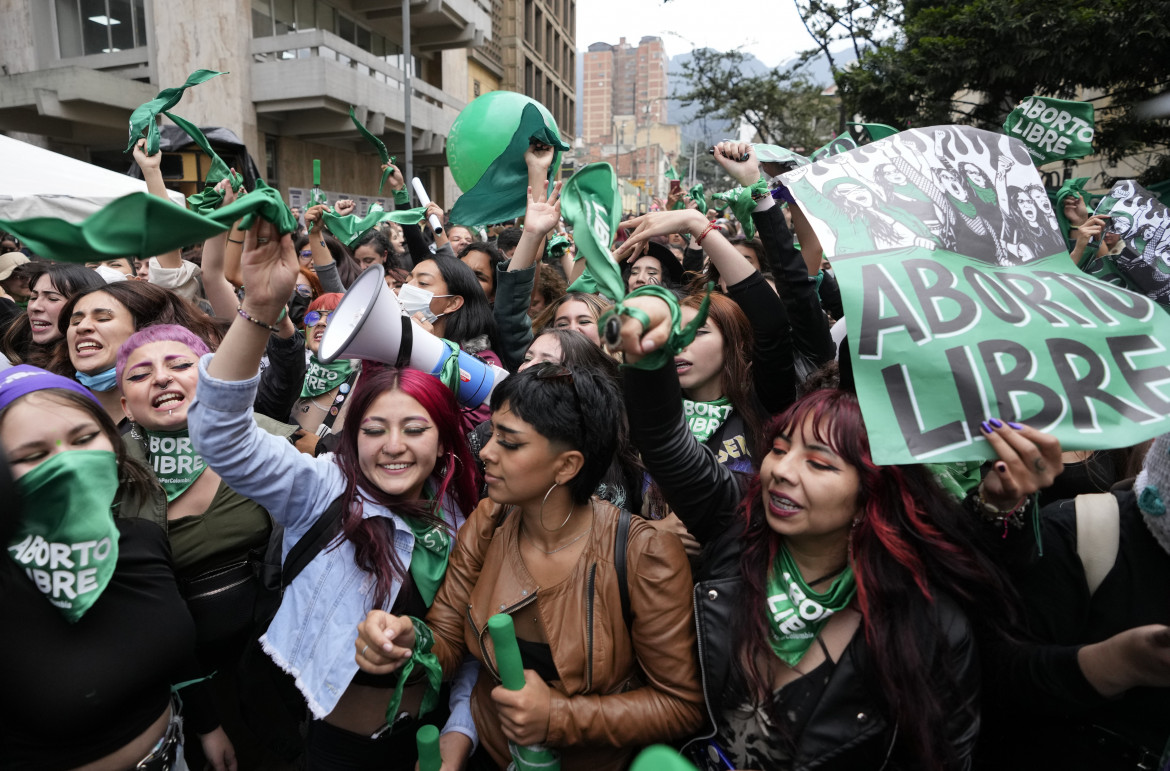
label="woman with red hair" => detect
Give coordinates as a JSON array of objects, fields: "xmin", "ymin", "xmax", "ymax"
[
  {"xmin": 291, "ymin": 292, "xmax": 361, "ymax": 438},
  {"xmin": 606, "ymin": 295, "xmax": 1062, "ymax": 770},
  {"xmin": 188, "ymin": 219, "xmax": 482, "ymax": 770}
]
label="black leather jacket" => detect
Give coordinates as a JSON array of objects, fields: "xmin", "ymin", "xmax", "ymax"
[{"xmin": 623, "ymin": 363, "xmax": 981, "ymax": 770}]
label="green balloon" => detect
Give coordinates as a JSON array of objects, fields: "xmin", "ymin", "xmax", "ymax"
[{"xmin": 446, "ymin": 90, "xmax": 563, "ymax": 192}]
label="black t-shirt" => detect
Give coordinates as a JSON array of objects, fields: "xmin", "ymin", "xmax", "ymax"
[{"xmin": 0, "ymin": 518, "xmax": 215, "ymax": 770}]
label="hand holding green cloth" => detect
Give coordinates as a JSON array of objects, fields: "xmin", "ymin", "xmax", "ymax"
[
  {"xmin": 1051, "ymin": 176, "xmax": 1092, "ymax": 242},
  {"xmin": 448, "ymin": 102, "xmax": 569, "ymax": 227},
  {"xmin": 323, "ymin": 203, "xmax": 428, "ymax": 247},
  {"xmin": 546, "ymin": 234, "xmax": 571, "ymax": 260},
  {"xmin": 126, "ymin": 69, "xmax": 225, "ymax": 155},
  {"xmin": 206, "ymin": 178, "xmax": 297, "ymax": 235},
  {"xmin": 382, "ymin": 617, "xmax": 443, "ymax": 726},
  {"xmin": 561, "ymin": 163, "xmax": 624, "ymax": 302},
  {"xmin": 164, "ymin": 111, "xmax": 242, "ymax": 216},
  {"xmin": 710, "ymin": 180, "xmax": 766, "ymax": 239},
  {"xmin": 754, "ymin": 144, "xmax": 810, "ymax": 168},
  {"xmin": 603, "ymin": 284, "xmax": 713, "ymax": 371},
  {"xmin": 688, "ymin": 183, "xmax": 707, "ymax": 215},
  {"xmin": 0, "ymin": 192, "xmax": 228, "ymax": 263},
  {"xmin": 1003, "ymin": 96, "xmax": 1094, "ymax": 166},
  {"xmin": 349, "ymin": 106, "xmax": 395, "ymax": 195}
]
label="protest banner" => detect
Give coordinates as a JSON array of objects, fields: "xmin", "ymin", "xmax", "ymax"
[
  {"xmin": 1003, "ymin": 96, "xmax": 1095, "ymax": 166},
  {"xmin": 1081, "ymin": 180, "xmax": 1170, "ymax": 306},
  {"xmin": 782, "ymin": 125, "xmax": 1170, "ymax": 465}
]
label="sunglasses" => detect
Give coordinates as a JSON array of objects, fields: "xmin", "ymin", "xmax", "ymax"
[{"xmin": 303, "ymin": 309, "xmax": 335, "ymax": 326}]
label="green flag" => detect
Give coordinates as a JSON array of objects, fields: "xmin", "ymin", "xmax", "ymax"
[
  {"xmin": 1003, "ymin": 96, "xmax": 1094, "ymax": 166},
  {"xmin": 349, "ymin": 106, "xmax": 395, "ymax": 195},
  {"xmin": 847, "ymin": 122, "xmax": 900, "ymax": 144},
  {"xmin": 323, "ymin": 203, "xmax": 428, "ymax": 247},
  {"xmin": 164, "ymin": 111, "xmax": 242, "ymax": 216},
  {"xmin": 0, "ymin": 192, "xmax": 227, "ymax": 263},
  {"xmin": 448, "ymin": 103, "xmax": 569, "ymax": 227},
  {"xmin": 562, "ymin": 163, "xmax": 624, "ymax": 302},
  {"xmin": 126, "ymin": 69, "xmax": 225, "ymax": 155},
  {"xmin": 664, "ymin": 165, "xmax": 680, "ymax": 181}
]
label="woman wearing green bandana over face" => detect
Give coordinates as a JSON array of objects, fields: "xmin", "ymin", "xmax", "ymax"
[
  {"xmin": 188, "ymin": 216, "xmax": 481, "ymax": 771},
  {"xmin": 606, "ymin": 297, "xmax": 1059, "ymax": 771},
  {"xmin": 0, "ymin": 365, "xmax": 233, "ymax": 771},
  {"xmin": 292, "ymin": 292, "xmax": 362, "ymax": 438}
]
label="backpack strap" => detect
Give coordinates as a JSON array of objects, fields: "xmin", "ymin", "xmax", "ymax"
[
  {"xmin": 282, "ymin": 495, "xmax": 346, "ymax": 589},
  {"xmin": 1074, "ymin": 492, "xmax": 1121, "ymax": 598},
  {"xmin": 615, "ymin": 507, "xmax": 633, "ymax": 631}
]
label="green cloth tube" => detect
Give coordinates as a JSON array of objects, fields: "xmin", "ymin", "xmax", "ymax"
[
  {"xmin": 313, "ymin": 159, "xmax": 321, "ymax": 186},
  {"xmin": 487, "ymin": 614, "xmax": 526, "ymax": 691},
  {"xmin": 630, "ymin": 745, "xmax": 700, "ymax": 771},
  {"xmin": 416, "ymin": 725, "xmax": 441, "ymax": 771}
]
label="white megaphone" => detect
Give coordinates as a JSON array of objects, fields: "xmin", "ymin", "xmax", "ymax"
[{"xmin": 318, "ymin": 266, "xmax": 509, "ymax": 408}]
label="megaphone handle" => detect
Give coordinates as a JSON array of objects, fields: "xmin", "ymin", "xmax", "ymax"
[{"xmin": 412, "ymin": 177, "xmax": 443, "ymax": 234}]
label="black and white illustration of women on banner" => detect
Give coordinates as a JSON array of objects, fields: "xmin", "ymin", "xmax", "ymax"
[
  {"xmin": 1087, "ymin": 180, "xmax": 1170, "ymax": 305},
  {"xmin": 781, "ymin": 125, "xmax": 1170, "ymax": 465},
  {"xmin": 783, "ymin": 126, "xmax": 1067, "ymax": 267}
]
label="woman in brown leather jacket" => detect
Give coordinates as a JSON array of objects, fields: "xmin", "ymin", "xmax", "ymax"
[{"xmin": 355, "ymin": 363, "xmax": 704, "ymax": 770}]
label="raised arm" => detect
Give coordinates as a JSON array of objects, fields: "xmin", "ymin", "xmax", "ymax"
[
  {"xmin": 132, "ymin": 139, "xmax": 184, "ymax": 271},
  {"xmin": 199, "ymin": 178, "xmax": 244, "ymax": 318}
]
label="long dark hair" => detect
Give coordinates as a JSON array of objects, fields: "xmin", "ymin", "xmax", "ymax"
[
  {"xmin": 331, "ymin": 367, "xmax": 479, "ymax": 608},
  {"xmin": 682, "ymin": 292, "xmax": 765, "ymax": 452},
  {"xmin": 1, "ymin": 263, "xmax": 105, "ymax": 367},
  {"xmin": 51, "ymin": 282, "xmax": 225, "ymax": 377},
  {"xmin": 733, "ymin": 389, "xmax": 1018, "ymax": 768},
  {"xmin": 425, "ymin": 255, "xmax": 500, "ymax": 353}
]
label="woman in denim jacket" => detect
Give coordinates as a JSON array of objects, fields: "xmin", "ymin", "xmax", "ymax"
[{"xmin": 188, "ymin": 216, "xmax": 480, "ymax": 770}]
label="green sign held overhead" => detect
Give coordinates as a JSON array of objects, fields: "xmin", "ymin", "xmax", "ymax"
[
  {"xmin": 784, "ymin": 125, "xmax": 1170, "ymax": 465},
  {"xmin": 1003, "ymin": 96, "xmax": 1094, "ymax": 167}
]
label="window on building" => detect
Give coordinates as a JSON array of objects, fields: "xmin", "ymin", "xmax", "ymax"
[
  {"xmin": 55, "ymin": 0, "xmax": 148, "ymax": 57},
  {"xmin": 473, "ymin": 79, "xmax": 481, "ymax": 97}
]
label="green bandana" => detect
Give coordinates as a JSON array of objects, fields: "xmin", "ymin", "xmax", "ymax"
[
  {"xmin": 664, "ymin": 165, "xmax": 680, "ymax": 182},
  {"xmin": 348, "ymin": 106, "xmax": 395, "ymax": 195},
  {"xmin": 545, "ymin": 234, "xmax": 571, "ymax": 259},
  {"xmin": 1052, "ymin": 176, "xmax": 1091, "ymax": 242},
  {"xmin": 949, "ymin": 194, "xmax": 978, "ymax": 219},
  {"xmin": 322, "ymin": 203, "xmax": 428, "ymax": 248},
  {"xmin": 688, "ymin": 183, "xmax": 708, "ymax": 215},
  {"xmin": 165, "ymin": 111, "xmax": 242, "ymax": 216},
  {"xmin": 126, "ymin": 69, "xmax": 225, "ymax": 155},
  {"xmin": 683, "ymin": 397, "xmax": 731, "ymax": 444},
  {"xmin": 383, "ymin": 617, "xmax": 443, "ymax": 724},
  {"xmin": 766, "ymin": 545, "xmax": 856, "ymax": 667},
  {"xmin": 206, "ymin": 178, "xmax": 297, "ymax": 235},
  {"xmin": 302, "ymin": 355, "xmax": 356, "ymax": 399},
  {"xmin": 143, "ymin": 427, "xmax": 207, "ymax": 502},
  {"xmin": 755, "ymin": 144, "xmax": 810, "ymax": 168},
  {"xmin": 405, "ymin": 511, "xmax": 451, "ymax": 606},
  {"xmin": 448, "ymin": 102, "xmax": 570, "ymax": 227},
  {"xmin": 8, "ymin": 450, "xmax": 121, "ymax": 623},
  {"xmin": 711, "ymin": 180, "xmax": 766, "ymax": 239},
  {"xmin": 970, "ymin": 182, "xmax": 998, "ymax": 205},
  {"xmin": 563, "ymin": 163, "xmax": 624, "ymax": 302},
  {"xmin": 1003, "ymin": 96, "xmax": 1095, "ymax": 166}
]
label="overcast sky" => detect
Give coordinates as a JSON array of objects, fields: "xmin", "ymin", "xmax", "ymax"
[{"xmin": 575, "ymin": 0, "xmax": 817, "ymax": 68}]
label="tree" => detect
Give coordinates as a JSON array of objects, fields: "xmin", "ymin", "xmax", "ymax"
[
  {"xmin": 673, "ymin": 48, "xmax": 839, "ymax": 154},
  {"xmin": 835, "ymin": 0, "xmax": 1170, "ymax": 183}
]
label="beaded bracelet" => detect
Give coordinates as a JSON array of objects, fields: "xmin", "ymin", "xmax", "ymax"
[
  {"xmin": 964, "ymin": 483, "xmax": 1030, "ymax": 536},
  {"xmin": 237, "ymin": 304, "xmax": 286, "ymax": 333}
]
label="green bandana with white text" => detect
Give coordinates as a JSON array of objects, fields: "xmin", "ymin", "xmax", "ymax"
[
  {"xmin": 766, "ymin": 545, "xmax": 856, "ymax": 667},
  {"xmin": 406, "ymin": 514, "xmax": 451, "ymax": 606},
  {"xmin": 8, "ymin": 450, "xmax": 121, "ymax": 623},
  {"xmin": 683, "ymin": 397, "xmax": 732, "ymax": 444},
  {"xmin": 144, "ymin": 427, "xmax": 207, "ymax": 502},
  {"xmin": 302, "ymin": 355, "xmax": 356, "ymax": 399}
]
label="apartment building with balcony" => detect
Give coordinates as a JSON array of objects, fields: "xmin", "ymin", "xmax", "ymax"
[{"xmin": 0, "ymin": 0, "xmax": 491, "ymax": 205}]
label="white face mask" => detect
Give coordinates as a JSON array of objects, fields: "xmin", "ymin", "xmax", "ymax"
[{"xmin": 397, "ymin": 283, "xmax": 451, "ymax": 324}]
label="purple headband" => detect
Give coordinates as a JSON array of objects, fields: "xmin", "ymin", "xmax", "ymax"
[{"xmin": 0, "ymin": 365, "xmax": 101, "ymax": 413}]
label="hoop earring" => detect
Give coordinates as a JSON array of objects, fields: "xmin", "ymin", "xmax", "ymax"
[
  {"xmin": 539, "ymin": 482, "xmax": 572, "ymax": 531},
  {"xmin": 437, "ymin": 452, "xmax": 464, "ymax": 478}
]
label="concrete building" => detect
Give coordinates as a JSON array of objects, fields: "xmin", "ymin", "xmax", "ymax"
[
  {"xmin": 580, "ymin": 36, "xmax": 677, "ymax": 211},
  {"xmin": 0, "ymin": 0, "xmax": 493, "ymax": 207}
]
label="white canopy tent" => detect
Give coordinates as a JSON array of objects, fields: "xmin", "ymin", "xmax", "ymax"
[{"xmin": 0, "ymin": 134, "xmax": 187, "ymax": 224}]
